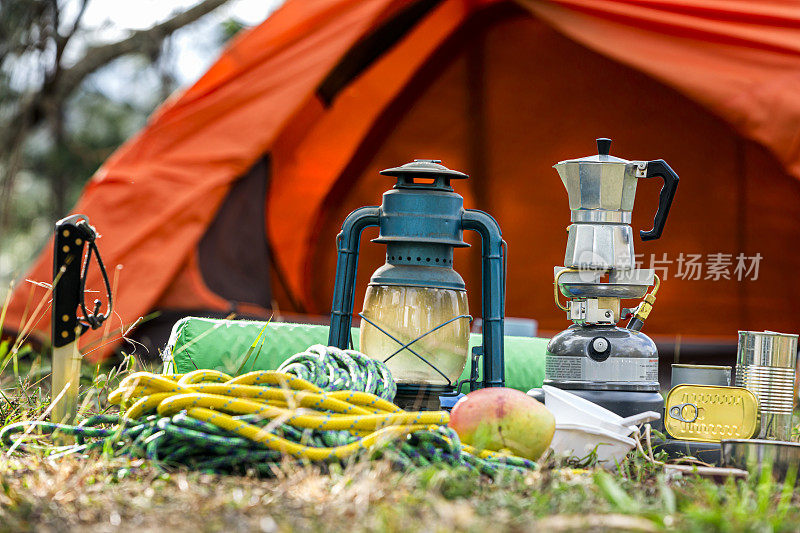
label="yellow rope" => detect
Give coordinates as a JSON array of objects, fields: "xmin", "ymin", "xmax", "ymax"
[{"xmin": 107, "ymin": 370, "xmax": 454, "ymax": 461}]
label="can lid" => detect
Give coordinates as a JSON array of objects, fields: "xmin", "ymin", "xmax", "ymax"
[
  {"xmin": 665, "ymin": 384, "xmax": 759, "ymax": 442},
  {"xmin": 738, "ymin": 330, "xmax": 799, "ymax": 339},
  {"xmin": 672, "ymin": 364, "xmax": 732, "ymax": 370}
]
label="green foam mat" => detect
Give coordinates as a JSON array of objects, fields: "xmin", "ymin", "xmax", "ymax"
[{"xmin": 164, "ymin": 317, "xmax": 546, "ymax": 393}]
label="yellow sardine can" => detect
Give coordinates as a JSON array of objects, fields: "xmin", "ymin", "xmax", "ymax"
[{"xmin": 665, "ymin": 384, "xmax": 759, "ymax": 442}]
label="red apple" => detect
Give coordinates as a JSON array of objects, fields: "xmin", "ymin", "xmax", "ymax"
[{"xmin": 448, "ymin": 387, "xmax": 555, "ymax": 461}]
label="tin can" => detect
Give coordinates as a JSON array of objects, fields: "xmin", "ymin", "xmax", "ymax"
[
  {"xmin": 671, "ymin": 364, "xmax": 731, "ymax": 388},
  {"xmin": 722, "ymin": 439, "xmax": 800, "ymax": 481},
  {"xmin": 735, "ymin": 331, "xmax": 798, "ymax": 441},
  {"xmin": 665, "ymin": 384, "xmax": 759, "ymax": 442}
]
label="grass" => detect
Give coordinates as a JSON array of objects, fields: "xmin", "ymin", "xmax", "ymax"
[
  {"xmin": 1, "ymin": 442, "xmax": 799, "ymax": 532},
  {"xmin": 1, "ymin": 295, "xmax": 800, "ymax": 531},
  {"xmin": 1, "ymin": 354, "xmax": 798, "ymax": 533}
]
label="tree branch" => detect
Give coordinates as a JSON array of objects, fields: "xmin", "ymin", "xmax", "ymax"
[
  {"xmin": 55, "ymin": 0, "xmax": 90, "ymax": 66},
  {"xmin": 0, "ymin": 0, "xmax": 231, "ymax": 152},
  {"xmin": 54, "ymin": 0, "xmax": 230, "ymax": 101},
  {"xmin": 0, "ymin": 0, "xmax": 232, "ymax": 226}
]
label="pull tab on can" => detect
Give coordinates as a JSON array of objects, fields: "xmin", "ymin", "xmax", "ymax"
[{"xmin": 668, "ymin": 402, "xmax": 699, "ymax": 423}]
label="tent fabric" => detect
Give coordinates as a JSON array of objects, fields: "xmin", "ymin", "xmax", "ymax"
[
  {"xmin": 5, "ymin": 0, "xmax": 800, "ymax": 357},
  {"xmin": 303, "ymin": 5, "xmax": 800, "ymax": 342},
  {"xmin": 523, "ymin": 0, "xmax": 800, "ymax": 177},
  {"xmin": 276, "ymin": 0, "xmax": 800, "ymax": 311}
]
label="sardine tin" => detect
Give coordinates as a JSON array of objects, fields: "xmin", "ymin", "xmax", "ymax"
[{"xmin": 665, "ymin": 384, "xmax": 759, "ymax": 442}]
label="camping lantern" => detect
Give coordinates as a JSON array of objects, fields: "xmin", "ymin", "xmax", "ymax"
[{"xmin": 327, "ymin": 160, "xmax": 506, "ymax": 409}]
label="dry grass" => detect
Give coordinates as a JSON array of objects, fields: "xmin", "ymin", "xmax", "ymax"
[
  {"xmin": 2, "ymin": 447, "xmax": 800, "ymax": 533},
  {"xmin": 0, "ymin": 456, "xmax": 504, "ymax": 532},
  {"xmin": 0, "ymin": 455, "xmax": 629, "ymax": 533}
]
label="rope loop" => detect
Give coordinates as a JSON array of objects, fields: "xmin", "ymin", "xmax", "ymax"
[
  {"xmin": 76, "ymin": 219, "xmax": 113, "ymax": 331},
  {"xmin": 277, "ymin": 345, "xmax": 397, "ymax": 402}
]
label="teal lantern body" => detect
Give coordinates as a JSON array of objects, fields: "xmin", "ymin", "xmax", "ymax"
[{"xmin": 328, "ymin": 160, "xmax": 506, "ymax": 407}]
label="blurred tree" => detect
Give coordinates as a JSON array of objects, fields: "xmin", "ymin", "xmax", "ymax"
[
  {"xmin": 0, "ymin": 0, "xmax": 233, "ymax": 283},
  {"xmin": 219, "ymin": 17, "xmax": 247, "ymax": 43}
]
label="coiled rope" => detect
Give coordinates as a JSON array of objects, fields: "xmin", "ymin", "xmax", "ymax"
[
  {"xmin": 277, "ymin": 344, "xmax": 396, "ymax": 401},
  {"xmin": 1, "ymin": 348, "xmax": 536, "ymax": 475}
]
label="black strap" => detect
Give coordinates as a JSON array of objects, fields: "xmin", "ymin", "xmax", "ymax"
[{"xmin": 76, "ymin": 221, "xmax": 113, "ymax": 331}]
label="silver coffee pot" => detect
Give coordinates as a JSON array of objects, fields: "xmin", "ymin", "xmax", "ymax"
[
  {"xmin": 554, "ymin": 138, "xmax": 679, "ymax": 271},
  {"xmin": 544, "ymin": 138, "xmax": 680, "ymax": 424}
]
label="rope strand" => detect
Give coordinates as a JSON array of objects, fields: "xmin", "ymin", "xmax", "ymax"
[{"xmin": 2, "ymin": 347, "xmax": 536, "ymax": 476}]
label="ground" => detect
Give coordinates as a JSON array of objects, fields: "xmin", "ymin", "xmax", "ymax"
[
  {"xmin": 1, "ymin": 448, "xmax": 799, "ymax": 532},
  {"xmin": 0, "ymin": 346, "xmax": 798, "ymax": 532}
]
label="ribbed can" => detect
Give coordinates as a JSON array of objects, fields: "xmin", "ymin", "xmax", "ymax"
[{"xmin": 735, "ymin": 331, "xmax": 798, "ymax": 440}]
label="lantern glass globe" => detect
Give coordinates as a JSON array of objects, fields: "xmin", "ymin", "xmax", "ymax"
[{"xmin": 359, "ymin": 284, "xmax": 470, "ymax": 386}]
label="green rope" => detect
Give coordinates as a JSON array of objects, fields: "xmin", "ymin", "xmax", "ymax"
[
  {"xmin": 1, "ymin": 346, "xmax": 535, "ymax": 476},
  {"xmin": 0, "ymin": 415, "xmax": 535, "ymax": 476},
  {"xmin": 277, "ymin": 344, "xmax": 396, "ymax": 401}
]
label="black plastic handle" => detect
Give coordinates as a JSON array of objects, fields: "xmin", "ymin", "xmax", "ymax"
[
  {"xmin": 52, "ymin": 215, "xmax": 95, "ymax": 347},
  {"xmin": 640, "ymin": 159, "xmax": 679, "ymax": 241}
]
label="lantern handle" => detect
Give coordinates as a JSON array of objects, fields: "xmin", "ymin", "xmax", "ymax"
[
  {"xmin": 328, "ymin": 206, "xmax": 380, "ymax": 349},
  {"xmin": 462, "ymin": 209, "xmax": 506, "ymax": 389}
]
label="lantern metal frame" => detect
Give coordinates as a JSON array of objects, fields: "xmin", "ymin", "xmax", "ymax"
[
  {"xmin": 356, "ymin": 311, "xmax": 473, "ymax": 387},
  {"xmin": 327, "ymin": 160, "xmax": 507, "ymax": 398}
]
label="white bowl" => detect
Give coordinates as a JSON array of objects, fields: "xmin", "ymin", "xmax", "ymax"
[
  {"xmin": 550, "ymin": 423, "xmax": 637, "ymax": 467},
  {"xmin": 541, "ymin": 385, "xmax": 637, "ymax": 438}
]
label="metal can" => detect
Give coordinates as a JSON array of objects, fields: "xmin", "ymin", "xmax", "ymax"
[
  {"xmin": 735, "ymin": 331, "xmax": 798, "ymax": 441},
  {"xmin": 722, "ymin": 439, "xmax": 800, "ymax": 481},
  {"xmin": 671, "ymin": 364, "xmax": 731, "ymax": 388},
  {"xmin": 665, "ymin": 384, "xmax": 759, "ymax": 442}
]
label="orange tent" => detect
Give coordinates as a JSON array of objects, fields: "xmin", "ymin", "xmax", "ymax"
[{"xmin": 5, "ymin": 0, "xmax": 800, "ymax": 358}]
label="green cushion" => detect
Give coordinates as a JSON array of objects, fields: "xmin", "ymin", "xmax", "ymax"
[{"xmin": 164, "ymin": 317, "xmax": 546, "ymax": 393}]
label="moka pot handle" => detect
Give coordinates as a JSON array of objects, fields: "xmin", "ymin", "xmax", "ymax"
[{"xmin": 639, "ymin": 159, "xmax": 679, "ymax": 241}]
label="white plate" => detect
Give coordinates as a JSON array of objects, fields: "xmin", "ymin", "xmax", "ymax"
[
  {"xmin": 550, "ymin": 423, "xmax": 637, "ymax": 467},
  {"xmin": 541, "ymin": 385, "xmax": 637, "ymax": 438}
]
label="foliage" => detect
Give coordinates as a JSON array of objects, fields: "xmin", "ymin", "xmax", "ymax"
[
  {"xmin": 0, "ymin": 0, "xmax": 235, "ymax": 287},
  {"xmin": 1, "ymin": 420, "xmax": 799, "ymax": 531},
  {"xmin": 0, "ymin": 352, "xmax": 798, "ymax": 529}
]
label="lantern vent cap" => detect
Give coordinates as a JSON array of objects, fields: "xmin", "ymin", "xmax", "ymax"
[{"xmin": 381, "ymin": 159, "xmax": 468, "ymax": 191}]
